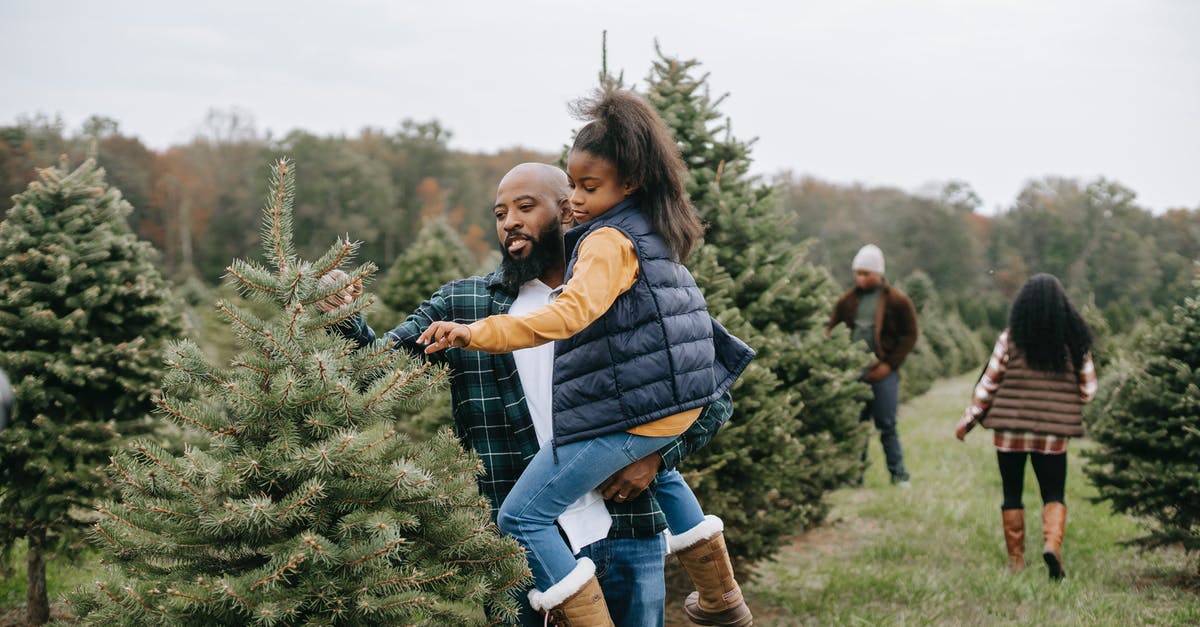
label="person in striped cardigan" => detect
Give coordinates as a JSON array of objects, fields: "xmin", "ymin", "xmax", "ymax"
[{"xmin": 956, "ymin": 273, "xmax": 1097, "ymax": 580}]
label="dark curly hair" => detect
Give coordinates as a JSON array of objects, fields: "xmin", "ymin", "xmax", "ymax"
[
  {"xmin": 569, "ymin": 88, "xmax": 703, "ymax": 261},
  {"xmin": 1007, "ymin": 273, "xmax": 1093, "ymax": 373}
]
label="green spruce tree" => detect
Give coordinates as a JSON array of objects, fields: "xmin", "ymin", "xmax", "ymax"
[
  {"xmin": 68, "ymin": 159, "xmax": 529, "ymax": 625},
  {"xmin": 378, "ymin": 218, "xmax": 477, "ymax": 317},
  {"xmin": 1085, "ymin": 281, "xmax": 1200, "ymax": 561},
  {"xmin": 0, "ymin": 158, "xmax": 180, "ymax": 625},
  {"xmin": 376, "ymin": 218, "xmax": 480, "ymax": 441},
  {"xmin": 644, "ymin": 48, "xmax": 870, "ymax": 576},
  {"xmin": 896, "ymin": 270, "xmax": 987, "ymax": 399}
]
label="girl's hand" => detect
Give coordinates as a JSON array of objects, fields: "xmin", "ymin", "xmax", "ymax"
[
  {"xmin": 418, "ymin": 321, "xmax": 471, "ymax": 353},
  {"xmin": 955, "ymin": 419, "xmax": 972, "ymax": 441},
  {"xmin": 316, "ymin": 269, "xmax": 363, "ymax": 313}
]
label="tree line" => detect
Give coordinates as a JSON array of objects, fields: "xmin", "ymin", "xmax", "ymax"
[{"xmin": 4, "ymin": 112, "xmax": 1196, "ymax": 338}]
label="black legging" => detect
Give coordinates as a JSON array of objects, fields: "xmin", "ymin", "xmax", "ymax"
[{"xmin": 997, "ymin": 450, "xmax": 1067, "ymax": 510}]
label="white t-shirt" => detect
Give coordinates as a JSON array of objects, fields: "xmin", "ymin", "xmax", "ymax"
[{"xmin": 509, "ymin": 279, "xmax": 612, "ymax": 554}]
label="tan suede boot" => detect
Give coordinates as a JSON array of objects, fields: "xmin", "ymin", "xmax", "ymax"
[
  {"xmin": 1042, "ymin": 502, "xmax": 1067, "ymax": 580},
  {"xmin": 670, "ymin": 515, "xmax": 753, "ymax": 627},
  {"xmin": 1002, "ymin": 509, "xmax": 1025, "ymax": 572},
  {"xmin": 528, "ymin": 558, "xmax": 614, "ymax": 627}
]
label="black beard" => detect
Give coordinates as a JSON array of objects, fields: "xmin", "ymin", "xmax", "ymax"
[{"xmin": 498, "ymin": 223, "xmax": 564, "ymax": 294}]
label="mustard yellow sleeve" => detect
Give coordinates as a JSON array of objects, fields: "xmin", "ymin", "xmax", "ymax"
[{"xmin": 465, "ymin": 227, "xmax": 639, "ymax": 353}]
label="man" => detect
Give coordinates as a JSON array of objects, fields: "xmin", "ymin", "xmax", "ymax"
[
  {"xmin": 322, "ymin": 163, "xmax": 730, "ymax": 625},
  {"xmin": 828, "ymin": 244, "xmax": 918, "ymax": 487}
]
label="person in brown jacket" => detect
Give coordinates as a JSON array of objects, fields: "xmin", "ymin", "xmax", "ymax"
[
  {"xmin": 828, "ymin": 244, "xmax": 919, "ymax": 487},
  {"xmin": 955, "ymin": 273, "xmax": 1096, "ymax": 580}
]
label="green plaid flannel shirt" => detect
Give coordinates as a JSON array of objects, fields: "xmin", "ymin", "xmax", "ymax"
[{"xmin": 341, "ymin": 269, "xmax": 732, "ymax": 538}]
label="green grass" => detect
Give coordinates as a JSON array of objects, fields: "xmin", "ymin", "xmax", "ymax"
[
  {"xmin": 741, "ymin": 374, "xmax": 1200, "ymax": 626},
  {"xmin": 4, "ymin": 375, "xmax": 1198, "ymax": 625},
  {"xmin": 0, "ymin": 541, "xmax": 104, "ymax": 624}
]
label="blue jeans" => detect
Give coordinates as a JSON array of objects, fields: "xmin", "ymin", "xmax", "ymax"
[
  {"xmin": 498, "ymin": 431, "xmax": 707, "ymax": 592},
  {"xmin": 860, "ymin": 370, "xmax": 908, "ymax": 481},
  {"xmin": 514, "ymin": 534, "xmax": 668, "ymax": 626}
]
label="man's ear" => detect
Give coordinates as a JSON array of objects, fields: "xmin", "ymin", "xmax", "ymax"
[{"xmin": 558, "ymin": 197, "xmax": 573, "ymax": 226}]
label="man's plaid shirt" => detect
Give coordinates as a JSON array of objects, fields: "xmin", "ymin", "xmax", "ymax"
[{"xmin": 341, "ymin": 269, "xmax": 732, "ymax": 538}]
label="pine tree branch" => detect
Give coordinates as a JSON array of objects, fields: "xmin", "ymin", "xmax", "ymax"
[
  {"xmin": 164, "ymin": 587, "xmax": 213, "ymax": 604},
  {"xmin": 92, "ymin": 522, "xmax": 123, "ymax": 549},
  {"xmin": 291, "ymin": 388, "xmax": 339, "ymax": 411},
  {"xmin": 118, "ymin": 584, "xmax": 158, "ymax": 614},
  {"xmin": 349, "ymin": 430, "xmax": 398, "ymax": 460},
  {"xmin": 449, "ymin": 547, "xmax": 526, "ymax": 566},
  {"xmin": 224, "ymin": 381, "xmax": 271, "ymax": 412},
  {"xmin": 378, "ymin": 596, "xmax": 429, "ymax": 610},
  {"xmin": 109, "ymin": 456, "xmax": 146, "ymax": 490},
  {"xmin": 217, "ymin": 302, "xmax": 261, "ymax": 336},
  {"xmin": 220, "ymin": 580, "xmax": 251, "ymax": 608},
  {"xmin": 281, "ymin": 485, "xmax": 323, "ymax": 517},
  {"xmin": 286, "ymin": 303, "xmax": 303, "ymax": 340},
  {"xmin": 348, "ymin": 537, "xmax": 407, "ymax": 565},
  {"xmin": 96, "ymin": 507, "xmax": 162, "ymax": 544},
  {"xmin": 363, "ymin": 362, "xmax": 435, "ymax": 413},
  {"xmin": 302, "ymin": 535, "xmax": 324, "ymax": 553},
  {"xmin": 131, "ymin": 505, "xmax": 197, "ymax": 521},
  {"xmin": 225, "ymin": 265, "xmax": 279, "ymax": 297},
  {"xmin": 249, "ymin": 553, "xmax": 307, "ymax": 590},
  {"xmin": 304, "ymin": 298, "xmax": 372, "ymax": 333},
  {"xmin": 261, "ymin": 330, "xmax": 296, "ymax": 363},
  {"xmin": 353, "ymin": 573, "xmax": 422, "ymax": 594},
  {"xmin": 134, "ymin": 444, "xmax": 212, "ymax": 513},
  {"xmin": 231, "ymin": 360, "xmax": 278, "ymax": 377},
  {"xmin": 495, "ymin": 569, "xmax": 532, "ymax": 593},
  {"xmin": 315, "ymin": 354, "xmax": 330, "ymax": 383},
  {"xmin": 95, "ymin": 582, "xmax": 138, "ymax": 613},
  {"xmin": 282, "ymin": 267, "xmax": 303, "ymax": 306},
  {"xmin": 313, "ymin": 240, "xmax": 353, "ymax": 282},
  {"xmin": 267, "ymin": 161, "xmax": 292, "ymax": 273},
  {"xmin": 277, "ymin": 378, "xmax": 295, "ymax": 409},
  {"xmin": 411, "ymin": 569, "xmax": 457, "ymax": 587},
  {"xmin": 155, "ymin": 397, "xmax": 227, "ymax": 436},
  {"xmin": 338, "ymin": 383, "xmax": 353, "ymax": 422}
]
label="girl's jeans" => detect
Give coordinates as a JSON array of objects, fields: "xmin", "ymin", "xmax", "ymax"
[{"xmin": 498, "ymin": 431, "xmax": 707, "ymax": 592}]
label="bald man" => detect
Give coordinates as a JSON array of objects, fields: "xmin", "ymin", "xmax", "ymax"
[{"xmin": 327, "ymin": 163, "xmax": 732, "ymax": 626}]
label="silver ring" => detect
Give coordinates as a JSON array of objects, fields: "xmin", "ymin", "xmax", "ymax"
[{"xmin": 616, "ymin": 493, "xmax": 627, "ymax": 500}]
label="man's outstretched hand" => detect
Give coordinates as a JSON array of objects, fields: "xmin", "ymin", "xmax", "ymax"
[
  {"xmin": 599, "ymin": 452, "xmax": 663, "ymax": 503},
  {"xmin": 316, "ymin": 269, "xmax": 363, "ymax": 313},
  {"xmin": 417, "ymin": 321, "xmax": 471, "ymax": 353}
]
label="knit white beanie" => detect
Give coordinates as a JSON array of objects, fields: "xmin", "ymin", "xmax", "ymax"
[{"xmin": 851, "ymin": 244, "xmax": 885, "ymax": 275}]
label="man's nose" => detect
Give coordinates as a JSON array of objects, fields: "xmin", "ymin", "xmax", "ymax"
[{"xmin": 502, "ymin": 213, "xmax": 523, "ymax": 232}]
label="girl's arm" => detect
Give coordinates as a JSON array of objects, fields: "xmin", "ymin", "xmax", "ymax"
[
  {"xmin": 420, "ymin": 228, "xmax": 638, "ymax": 353},
  {"xmin": 1078, "ymin": 353, "xmax": 1098, "ymax": 402},
  {"xmin": 957, "ymin": 331, "xmax": 1009, "ymax": 439}
]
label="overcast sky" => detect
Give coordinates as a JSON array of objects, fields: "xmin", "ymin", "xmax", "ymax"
[{"xmin": 2, "ymin": 0, "xmax": 1197, "ymax": 213}]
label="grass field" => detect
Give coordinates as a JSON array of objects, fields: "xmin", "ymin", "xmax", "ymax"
[
  {"xmin": 3, "ymin": 374, "xmax": 1198, "ymax": 625},
  {"xmin": 716, "ymin": 373, "xmax": 1200, "ymax": 626}
]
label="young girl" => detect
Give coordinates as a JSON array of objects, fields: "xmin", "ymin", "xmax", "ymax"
[
  {"xmin": 955, "ymin": 273, "xmax": 1097, "ymax": 580},
  {"xmin": 419, "ymin": 89, "xmax": 755, "ymax": 626}
]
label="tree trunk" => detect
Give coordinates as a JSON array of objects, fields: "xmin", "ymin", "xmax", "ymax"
[
  {"xmin": 26, "ymin": 527, "xmax": 50, "ymax": 625},
  {"xmin": 178, "ymin": 196, "xmax": 196, "ymax": 277}
]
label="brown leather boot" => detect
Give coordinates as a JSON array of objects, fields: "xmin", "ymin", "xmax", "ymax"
[
  {"xmin": 1002, "ymin": 508, "xmax": 1025, "ymax": 572},
  {"xmin": 527, "ymin": 558, "xmax": 614, "ymax": 627},
  {"xmin": 670, "ymin": 515, "xmax": 753, "ymax": 627},
  {"xmin": 1042, "ymin": 502, "xmax": 1067, "ymax": 580}
]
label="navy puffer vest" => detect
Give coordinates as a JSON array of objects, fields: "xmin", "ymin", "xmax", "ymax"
[{"xmin": 552, "ymin": 199, "xmax": 754, "ymax": 446}]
